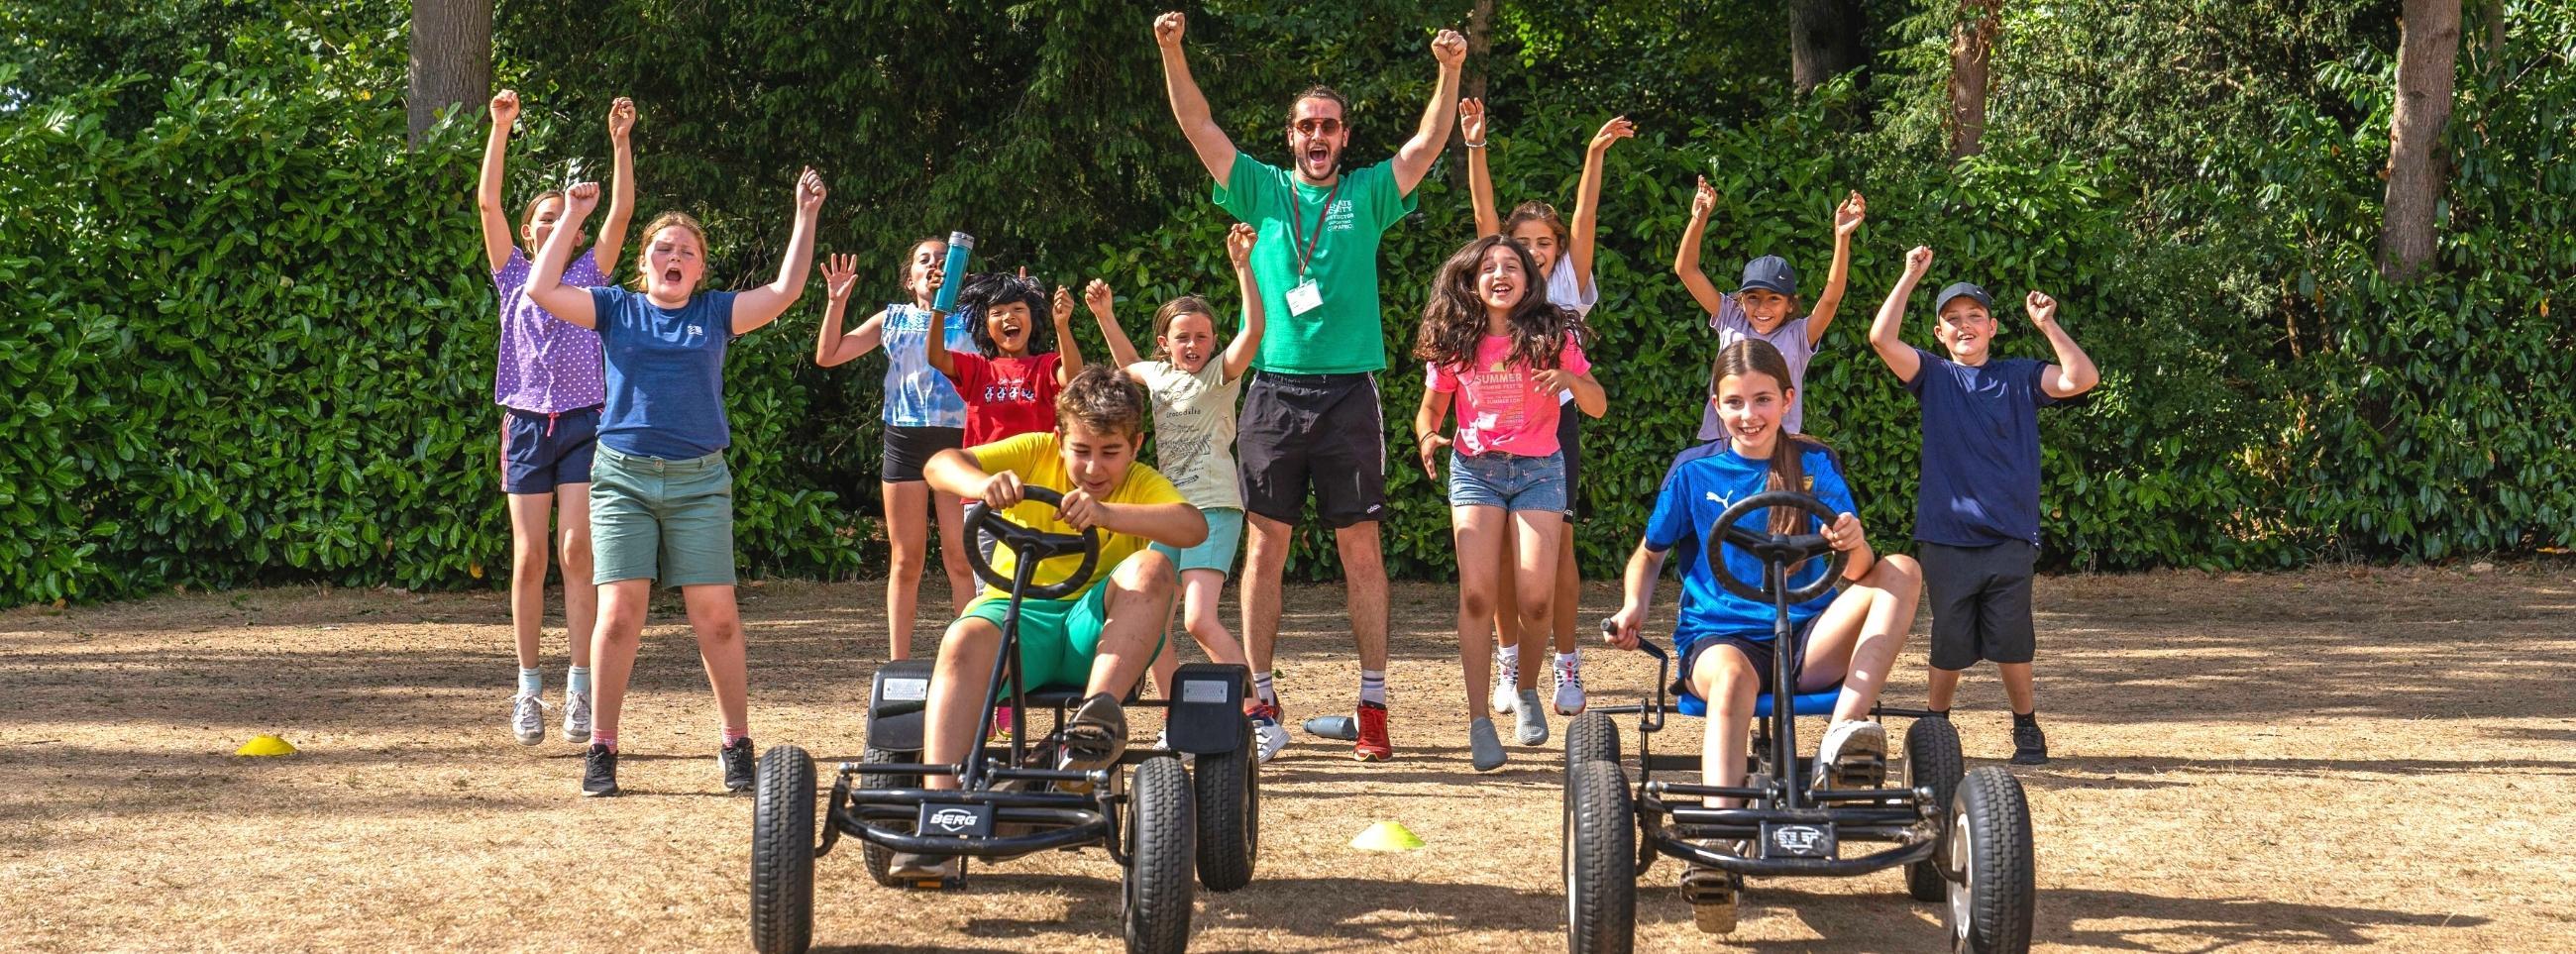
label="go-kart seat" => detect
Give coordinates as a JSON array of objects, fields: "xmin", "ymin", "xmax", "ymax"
[{"xmin": 1674, "ymin": 686, "xmax": 1844, "ymax": 719}]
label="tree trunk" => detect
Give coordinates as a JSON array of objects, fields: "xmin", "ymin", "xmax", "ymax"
[
  {"xmin": 1946, "ymin": 0, "xmax": 2002, "ymax": 160},
  {"xmin": 2379, "ymin": 0, "xmax": 2462, "ymax": 281},
  {"xmin": 2484, "ymin": 0, "xmax": 2506, "ymax": 62},
  {"xmin": 407, "ymin": 0, "xmax": 492, "ymax": 148},
  {"xmin": 1465, "ymin": 0, "xmax": 1494, "ymax": 105},
  {"xmin": 1788, "ymin": 0, "xmax": 1868, "ymax": 95}
]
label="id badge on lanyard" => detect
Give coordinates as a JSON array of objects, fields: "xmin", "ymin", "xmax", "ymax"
[{"xmin": 1285, "ymin": 176, "xmax": 1342, "ymax": 318}]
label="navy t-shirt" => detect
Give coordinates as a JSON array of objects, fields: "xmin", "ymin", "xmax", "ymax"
[
  {"xmin": 590, "ymin": 286, "xmax": 740, "ymax": 460},
  {"xmin": 1643, "ymin": 442, "xmax": 1857, "ymax": 649},
  {"xmin": 1903, "ymin": 348, "xmax": 2057, "ymax": 547}
]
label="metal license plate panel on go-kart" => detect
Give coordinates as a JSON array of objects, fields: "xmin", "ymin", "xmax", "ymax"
[
  {"xmin": 1761, "ymin": 821, "xmax": 1839, "ymax": 860},
  {"xmin": 918, "ymin": 802, "xmax": 996, "ymax": 839}
]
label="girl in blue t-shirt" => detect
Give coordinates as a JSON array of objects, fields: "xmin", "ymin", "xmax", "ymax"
[
  {"xmin": 1603, "ymin": 339, "xmax": 1922, "ymax": 808},
  {"xmin": 813, "ymin": 239, "xmax": 979, "ymax": 661},
  {"xmin": 525, "ymin": 169, "xmax": 824, "ymax": 798}
]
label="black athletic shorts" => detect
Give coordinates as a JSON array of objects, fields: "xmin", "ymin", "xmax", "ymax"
[
  {"xmin": 1919, "ymin": 540, "xmax": 2039, "ymax": 670},
  {"xmin": 881, "ymin": 425, "xmax": 965, "ymax": 483},
  {"xmin": 1673, "ymin": 615, "xmax": 1822, "ymax": 700},
  {"xmin": 1236, "ymin": 371, "xmax": 1388, "ymax": 529},
  {"xmin": 1556, "ymin": 406, "xmax": 1584, "ymax": 521}
]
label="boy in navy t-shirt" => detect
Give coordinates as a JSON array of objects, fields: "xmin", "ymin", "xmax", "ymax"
[{"xmin": 1865, "ymin": 246, "xmax": 2100, "ymax": 764}]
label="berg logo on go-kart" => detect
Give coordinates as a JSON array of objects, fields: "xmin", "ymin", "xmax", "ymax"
[
  {"xmin": 1771, "ymin": 824, "xmax": 1828, "ymax": 855},
  {"xmin": 928, "ymin": 808, "xmax": 979, "ymax": 833}
]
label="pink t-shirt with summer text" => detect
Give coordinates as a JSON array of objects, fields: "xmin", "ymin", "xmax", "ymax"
[{"xmin": 1427, "ymin": 335, "xmax": 1591, "ymax": 458}]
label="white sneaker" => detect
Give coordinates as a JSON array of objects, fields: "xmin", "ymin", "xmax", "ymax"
[
  {"xmin": 1814, "ymin": 719, "xmax": 1886, "ymax": 789},
  {"xmin": 561, "ymin": 690, "xmax": 593, "ymax": 744},
  {"xmin": 510, "ymin": 692, "xmax": 547, "ymax": 746},
  {"xmin": 1491, "ymin": 653, "xmax": 1520, "ymax": 715},
  {"xmin": 1253, "ymin": 719, "xmax": 1289, "ymax": 765},
  {"xmin": 1553, "ymin": 657, "xmax": 1587, "ymax": 715}
]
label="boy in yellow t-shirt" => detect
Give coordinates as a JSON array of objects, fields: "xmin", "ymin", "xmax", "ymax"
[{"xmin": 894, "ymin": 366, "xmax": 1207, "ymax": 880}]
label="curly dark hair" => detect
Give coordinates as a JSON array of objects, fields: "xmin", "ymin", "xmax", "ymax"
[
  {"xmin": 1411, "ymin": 235, "xmax": 1587, "ymax": 373},
  {"xmin": 954, "ymin": 271, "xmax": 1055, "ymax": 359},
  {"xmin": 1054, "ymin": 364, "xmax": 1146, "ymax": 439}
]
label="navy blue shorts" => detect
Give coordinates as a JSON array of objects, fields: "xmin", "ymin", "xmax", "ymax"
[{"xmin": 501, "ymin": 405, "xmax": 600, "ymax": 494}]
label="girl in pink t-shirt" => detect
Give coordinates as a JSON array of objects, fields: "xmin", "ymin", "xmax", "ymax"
[{"xmin": 1409, "ymin": 235, "xmax": 1606, "ymax": 772}]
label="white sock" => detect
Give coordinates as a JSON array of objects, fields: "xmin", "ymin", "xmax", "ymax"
[
  {"xmin": 517, "ymin": 668, "xmax": 542, "ymax": 698},
  {"xmin": 567, "ymin": 666, "xmax": 591, "ymax": 697},
  {"xmin": 1358, "ymin": 670, "xmax": 1387, "ymax": 706},
  {"xmin": 1252, "ymin": 671, "xmax": 1277, "ymax": 706}
]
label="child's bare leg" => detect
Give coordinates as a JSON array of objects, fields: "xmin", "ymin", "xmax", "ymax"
[
  {"xmin": 1495, "ymin": 524, "xmax": 1526, "ymax": 688},
  {"xmin": 881, "ymin": 480, "xmax": 932, "ymax": 659},
  {"xmin": 506, "ymin": 493, "xmax": 555, "ymax": 671},
  {"xmin": 1794, "ymin": 555, "xmax": 1922, "ymax": 723},
  {"xmin": 682, "ymin": 584, "xmax": 750, "ymax": 736},
  {"xmin": 1450, "ymin": 505, "xmax": 1508, "ymax": 719},
  {"xmin": 588, "ymin": 579, "xmax": 653, "ymax": 744},
  {"xmin": 921, "ymin": 617, "xmax": 1002, "ymax": 792},
  {"xmin": 1085, "ymin": 552, "xmax": 1181, "ymax": 700},
  {"xmin": 1927, "ymin": 667, "xmax": 1965, "ymax": 711},
  {"xmin": 1179, "ymin": 569, "xmax": 1244, "ymax": 665},
  {"xmin": 1552, "ymin": 521, "xmax": 1580, "ymax": 654},
  {"xmin": 555, "ymin": 484, "xmax": 594, "ymax": 669},
  {"xmin": 1509, "ymin": 509, "xmax": 1562, "ymax": 689},
  {"xmin": 932, "ymin": 488, "xmax": 975, "ymax": 614},
  {"xmin": 1692, "ymin": 646, "xmax": 1761, "ymax": 809},
  {"xmin": 1998, "ymin": 662, "xmax": 2036, "ymax": 715}
]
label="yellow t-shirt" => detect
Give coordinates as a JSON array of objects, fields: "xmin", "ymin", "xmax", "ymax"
[{"xmin": 968, "ymin": 431, "xmax": 1187, "ymax": 599}]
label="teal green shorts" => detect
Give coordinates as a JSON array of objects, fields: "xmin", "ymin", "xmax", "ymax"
[
  {"xmin": 1150, "ymin": 506, "xmax": 1244, "ymax": 577},
  {"xmin": 590, "ymin": 446, "xmax": 736, "ymax": 587},
  {"xmin": 961, "ymin": 553, "xmax": 1166, "ymax": 692}
]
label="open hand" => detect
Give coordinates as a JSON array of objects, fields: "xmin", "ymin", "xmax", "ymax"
[
  {"xmin": 1431, "ymin": 29, "xmax": 1467, "ymax": 68},
  {"xmin": 820, "ymin": 253, "xmax": 858, "ymax": 303},
  {"xmin": 1225, "ymin": 223, "xmax": 1257, "ymax": 267},
  {"xmin": 1534, "ymin": 368, "xmax": 1579, "ymax": 395},
  {"xmin": 607, "ymin": 97, "xmax": 636, "ymax": 142},
  {"xmin": 1084, "ymin": 279, "xmax": 1115, "ymax": 320},
  {"xmin": 1589, "ymin": 116, "xmax": 1636, "ymax": 154},
  {"xmin": 1834, "ymin": 190, "xmax": 1866, "ymax": 238},
  {"xmin": 795, "ymin": 166, "xmax": 827, "ymax": 215},
  {"xmin": 1153, "ymin": 11, "xmax": 1186, "ymax": 48},
  {"xmin": 1417, "ymin": 433, "xmax": 1451, "ymax": 482},
  {"xmin": 1903, "ymin": 246, "xmax": 1934, "ymax": 280},
  {"xmin": 1458, "ymin": 98, "xmax": 1487, "ymax": 143},
  {"xmin": 2025, "ymin": 290, "xmax": 2058, "ymax": 326},
  {"xmin": 489, "ymin": 89, "xmax": 519, "ymax": 126},
  {"xmin": 564, "ymin": 181, "xmax": 600, "ymax": 218},
  {"xmin": 1691, "ymin": 175, "xmax": 1718, "ymax": 219}
]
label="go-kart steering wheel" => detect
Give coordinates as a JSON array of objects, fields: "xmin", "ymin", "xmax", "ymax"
[
  {"xmin": 963, "ymin": 486, "xmax": 1103, "ymax": 601},
  {"xmin": 1709, "ymin": 490, "xmax": 1850, "ymax": 604}
]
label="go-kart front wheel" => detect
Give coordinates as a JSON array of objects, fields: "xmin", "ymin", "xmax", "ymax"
[
  {"xmin": 1905, "ymin": 715, "xmax": 1966, "ymax": 901},
  {"xmin": 1946, "ymin": 766, "xmax": 2034, "ymax": 954},
  {"xmin": 1561, "ymin": 759, "xmax": 1636, "ymax": 954},
  {"xmin": 1192, "ymin": 717, "xmax": 1259, "ymax": 893},
  {"xmin": 750, "ymin": 745, "xmax": 817, "ymax": 954},
  {"xmin": 1124, "ymin": 755, "xmax": 1197, "ymax": 954}
]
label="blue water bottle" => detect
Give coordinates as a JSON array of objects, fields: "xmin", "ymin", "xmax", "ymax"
[{"xmin": 931, "ymin": 231, "xmax": 975, "ymax": 313}]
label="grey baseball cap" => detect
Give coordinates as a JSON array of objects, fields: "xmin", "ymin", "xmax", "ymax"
[
  {"xmin": 1934, "ymin": 281, "xmax": 1992, "ymax": 314},
  {"xmin": 1737, "ymin": 255, "xmax": 1797, "ymax": 296}
]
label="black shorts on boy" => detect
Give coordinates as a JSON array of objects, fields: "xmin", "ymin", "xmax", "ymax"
[{"xmin": 1919, "ymin": 540, "xmax": 2039, "ymax": 671}]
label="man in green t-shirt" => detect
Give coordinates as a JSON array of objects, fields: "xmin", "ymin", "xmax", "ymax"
[{"xmin": 1153, "ymin": 10, "xmax": 1464, "ymax": 763}]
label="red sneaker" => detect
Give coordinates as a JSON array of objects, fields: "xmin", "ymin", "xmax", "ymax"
[{"xmin": 1352, "ymin": 700, "xmax": 1392, "ymax": 762}]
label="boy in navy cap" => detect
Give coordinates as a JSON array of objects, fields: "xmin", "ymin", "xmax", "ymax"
[{"xmin": 1865, "ymin": 246, "xmax": 2099, "ymax": 764}]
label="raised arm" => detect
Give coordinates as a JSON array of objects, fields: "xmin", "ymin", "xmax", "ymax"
[
  {"xmin": 2027, "ymin": 291, "xmax": 2101, "ymax": 398},
  {"xmin": 1219, "ymin": 223, "xmax": 1265, "ymax": 380},
  {"xmin": 1083, "ymin": 279, "xmax": 1146, "ymax": 377},
  {"xmin": 731, "ymin": 166, "xmax": 826, "ymax": 336},
  {"xmin": 592, "ymin": 97, "xmax": 638, "ymax": 276},
  {"xmin": 1805, "ymin": 190, "xmax": 1865, "ymax": 346},
  {"xmin": 1568, "ymin": 116, "xmax": 1634, "ymax": 289},
  {"xmin": 1460, "ymin": 98, "xmax": 1499, "ymax": 237},
  {"xmin": 1390, "ymin": 29, "xmax": 1469, "ymax": 195},
  {"xmin": 525, "ymin": 181, "xmax": 600, "ymax": 329},
  {"xmin": 477, "ymin": 90, "xmax": 520, "ymax": 273},
  {"xmin": 1153, "ymin": 12, "xmax": 1240, "ymax": 188},
  {"xmin": 814, "ymin": 254, "xmax": 891, "ymax": 368},
  {"xmin": 1868, "ymin": 246, "xmax": 1933, "ymax": 382},
  {"xmin": 923, "ymin": 300, "xmax": 958, "ymax": 377},
  {"xmin": 1051, "ymin": 285, "xmax": 1085, "ymax": 382},
  {"xmin": 1672, "ymin": 176, "xmax": 1730, "ymax": 316}
]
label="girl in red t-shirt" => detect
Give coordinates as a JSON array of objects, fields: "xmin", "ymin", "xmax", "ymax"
[{"xmin": 926, "ymin": 272, "xmax": 1085, "ymax": 447}]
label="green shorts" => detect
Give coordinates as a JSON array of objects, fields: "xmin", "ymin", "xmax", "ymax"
[
  {"xmin": 590, "ymin": 446, "xmax": 736, "ymax": 587},
  {"xmin": 961, "ymin": 554, "xmax": 1166, "ymax": 692}
]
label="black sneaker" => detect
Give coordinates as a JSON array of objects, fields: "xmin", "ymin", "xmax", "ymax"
[
  {"xmin": 2010, "ymin": 718, "xmax": 2048, "ymax": 765},
  {"xmin": 582, "ymin": 743, "xmax": 620, "ymax": 797},
  {"xmin": 720, "ymin": 737, "xmax": 757, "ymax": 792}
]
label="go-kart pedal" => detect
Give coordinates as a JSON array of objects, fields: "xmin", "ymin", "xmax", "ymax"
[
  {"xmin": 1815, "ymin": 719, "xmax": 1889, "ymax": 791},
  {"xmin": 1679, "ymin": 862, "xmax": 1741, "ymax": 934},
  {"xmin": 885, "ymin": 851, "xmax": 964, "ymax": 890}
]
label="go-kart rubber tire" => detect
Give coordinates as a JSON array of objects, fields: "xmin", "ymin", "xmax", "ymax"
[
  {"xmin": 1947, "ymin": 766, "xmax": 2035, "ymax": 954},
  {"xmin": 1905, "ymin": 715, "xmax": 1966, "ymax": 901},
  {"xmin": 1564, "ymin": 710, "xmax": 1621, "ymax": 785},
  {"xmin": 1562, "ymin": 759, "xmax": 1636, "ymax": 954},
  {"xmin": 1125, "ymin": 756, "xmax": 1197, "ymax": 954},
  {"xmin": 750, "ymin": 745, "xmax": 817, "ymax": 954},
  {"xmin": 858, "ymin": 746, "xmax": 918, "ymax": 889},
  {"xmin": 1192, "ymin": 717, "xmax": 1259, "ymax": 893}
]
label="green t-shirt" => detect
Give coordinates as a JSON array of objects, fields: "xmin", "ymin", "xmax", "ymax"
[{"xmin": 1212, "ymin": 152, "xmax": 1419, "ymax": 374}]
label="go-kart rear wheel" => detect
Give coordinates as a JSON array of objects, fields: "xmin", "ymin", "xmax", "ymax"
[
  {"xmin": 750, "ymin": 745, "xmax": 817, "ymax": 954},
  {"xmin": 1904, "ymin": 715, "xmax": 1966, "ymax": 901},
  {"xmin": 1124, "ymin": 755, "xmax": 1197, "ymax": 954},
  {"xmin": 858, "ymin": 745, "xmax": 917, "ymax": 888},
  {"xmin": 1946, "ymin": 767, "xmax": 2034, "ymax": 954},
  {"xmin": 1561, "ymin": 759, "xmax": 1636, "ymax": 954},
  {"xmin": 1191, "ymin": 716, "xmax": 1259, "ymax": 893}
]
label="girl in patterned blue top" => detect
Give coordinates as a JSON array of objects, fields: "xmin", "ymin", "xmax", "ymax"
[
  {"xmin": 1603, "ymin": 339, "xmax": 1922, "ymax": 808},
  {"xmin": 815, "ymin": 238, "xmax": 980, "ymax": 660}
]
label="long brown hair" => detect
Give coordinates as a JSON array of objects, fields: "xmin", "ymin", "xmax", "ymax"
[
  {"xmin": 1711, "ymin": 339, "xmax": 1831, "ymax": 535},
  {"xmin": 1501, "ymin": 200, "xmax": 1568, "ymax": 252},
  {"xmin": 1411, "ymin": 235, "xmax": 1587, "ymax": 372}
]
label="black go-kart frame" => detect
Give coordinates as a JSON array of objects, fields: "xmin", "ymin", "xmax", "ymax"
[
  {"xmin": 1561, "ymin": 489, "xmax": 2034, "ymax": 954},
  {"xmin": 748, "ymin": 487, "xmax": 1259, "ymax": 954}
]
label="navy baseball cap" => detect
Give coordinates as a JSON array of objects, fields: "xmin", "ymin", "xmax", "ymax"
[
  {"xmin": 1737, "ymin": 256, "xmax": 1797, "ymax": 297},
  {"xmin": 1934, "ymin": 281, "xmax": 1992, "ymax": 314}
]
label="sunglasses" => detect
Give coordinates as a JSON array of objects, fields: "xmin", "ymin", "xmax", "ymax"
[{"xmin": 1291, "ymin": 118, "xmax": 1345, "ymax": 136}]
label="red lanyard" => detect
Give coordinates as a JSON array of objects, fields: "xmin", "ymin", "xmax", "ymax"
[{"xmin": 1284, "ymin": 176, "xmax": 1342, "ymax": 280}]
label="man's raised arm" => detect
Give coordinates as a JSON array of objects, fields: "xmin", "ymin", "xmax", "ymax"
[{"xmin": 1155, "ymin": 12, "xmax": 1240, "ymax": 188}]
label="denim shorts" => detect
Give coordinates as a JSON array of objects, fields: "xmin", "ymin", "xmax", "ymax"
[
  {"xmin": 590, "ymin": 446, "xmax": 736, "ymax": 587},
  {"xmin": 1446, "ymin": 449, "xmax": 1567, "ymax": 513},
  {"xmin": 1150, "ymin": 507, "xmax": 1245, "ymax": 577}
]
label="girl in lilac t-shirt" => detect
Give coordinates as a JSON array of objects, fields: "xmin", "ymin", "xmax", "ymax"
[
  {"xmin": 478, "ymin": 89, "xmax": 634, "ymax": 749},
  {"xmin": 1407, "ymin": 236, "xmax": 1607, "ymax": 773}
]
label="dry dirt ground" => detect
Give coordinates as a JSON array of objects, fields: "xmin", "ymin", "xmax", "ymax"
[{"xmin": 4, "ymin": 567, "xmax": 2573, "ymax": 953}]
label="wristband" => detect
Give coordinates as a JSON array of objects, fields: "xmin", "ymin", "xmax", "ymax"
[{"xmin": 1462, "ymin": 140, "xmax": 1487, "ymax": 150}]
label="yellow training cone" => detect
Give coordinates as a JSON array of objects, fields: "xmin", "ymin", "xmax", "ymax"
[
  {"xmin": 235, "ymin": 734, "xmax": 297, "ymax": 757},
  {"xmin": 1349, "ymin": 821, "xmax": 1425, "ymax": 852}
]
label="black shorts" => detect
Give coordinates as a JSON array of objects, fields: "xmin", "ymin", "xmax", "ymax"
[
  {"xmin": 1236, "ymin": 371, "xmax": 1388, "ymax": 529},
  {"xmin": 500, "ymin": 405, "xmax": 599, "ymax": 494},
  {"xmin": 1673, "ymin": 615, "xmax": 1821, "ymax": 700},
  {"xmin": 881, "ymin": 425, "xmax": 965, "ymax": 483},
  {"xmin": 1556, "ymin": 407, "xmax": 1584, "ymax": 521},
  {"xmin": 1919, "ymin": 540, "xmax": 2039, "ymax": 670}
]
